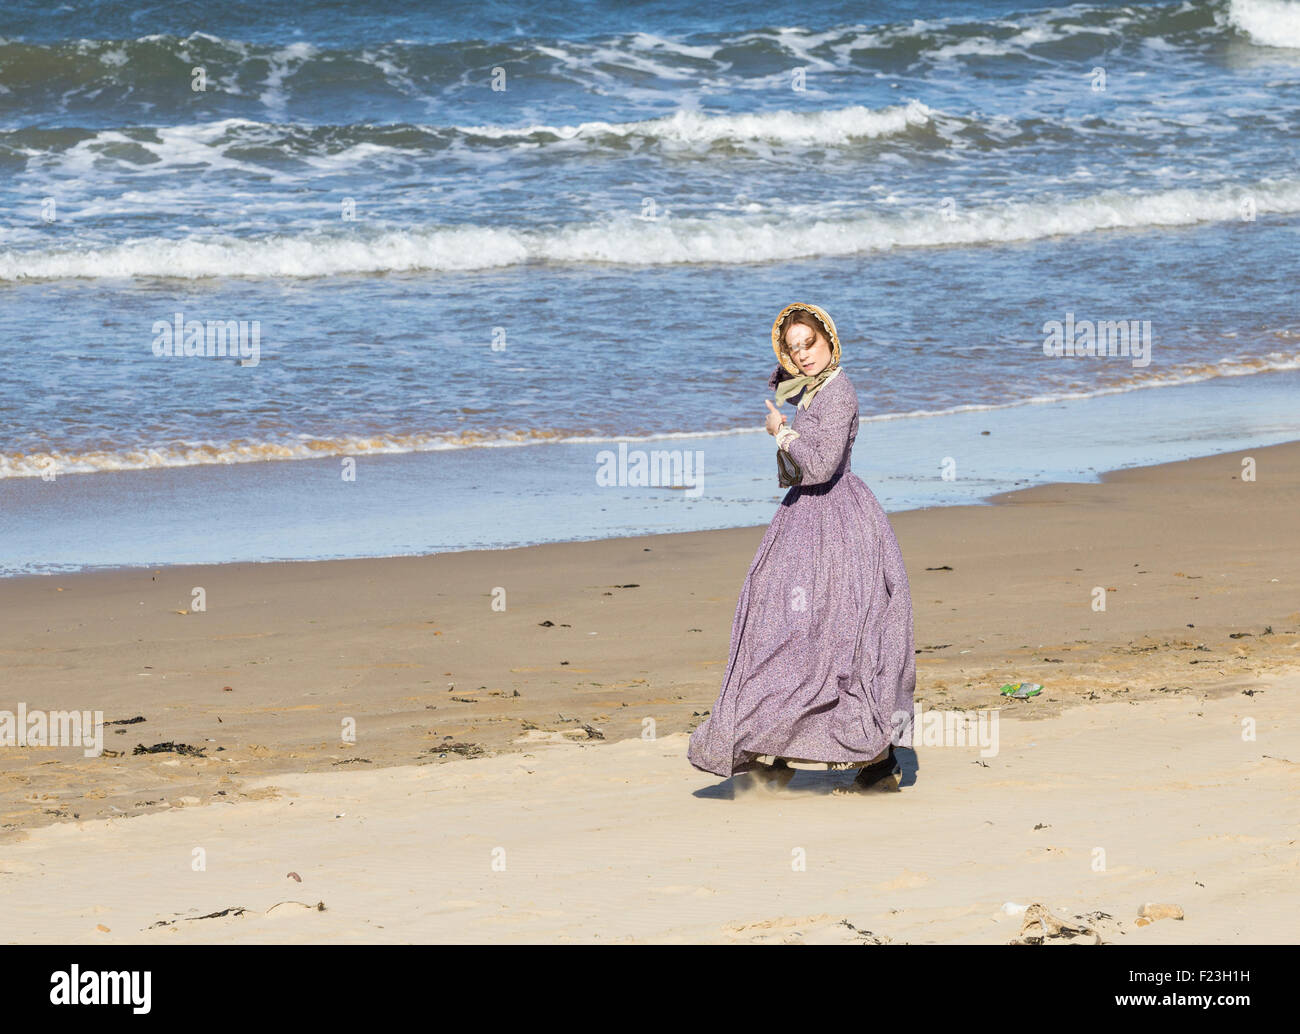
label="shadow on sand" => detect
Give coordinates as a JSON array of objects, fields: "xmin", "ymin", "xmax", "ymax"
[{"xmin": 692, "ymin": 747, "xmax": 918, "ymax": 799}]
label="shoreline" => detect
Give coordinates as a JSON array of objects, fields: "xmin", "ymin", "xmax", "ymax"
[
  {"xmin": 8, "ymin": 352, "xmax": 1300, "ymax": 483},
  {"xmin": 2, "ymin": 437, "xmax": 1298, "ymax": 845},
  {"xmin": 6, "ymin": 366, "xmax": 1300, "ymax": 577},
  {"xmin": 5, "ymin": 430, "xmax": 1299, "ymax": 585}
]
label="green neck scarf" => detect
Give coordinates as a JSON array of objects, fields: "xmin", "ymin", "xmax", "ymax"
[{"xmin": 774, "ymin": 363, "xmax": 837, "ymax": 408}]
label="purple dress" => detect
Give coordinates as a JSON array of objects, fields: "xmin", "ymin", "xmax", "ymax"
[{"xmin": 687, "ymin": 367, "xmax": 916, "ymax": 777}]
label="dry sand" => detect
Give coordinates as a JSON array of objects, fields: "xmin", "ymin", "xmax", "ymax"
[
  {"xmin": 3, "ymin": 681, "xmax": 1298, "ymax": 944},
  {"xmin": 1, "ymin": 440, "xmax": 1297, "ymax": 942}
]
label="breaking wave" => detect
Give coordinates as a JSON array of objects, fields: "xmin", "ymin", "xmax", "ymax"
[{"xmin": 4, "ymin": 178, "xmax": 1297, "ymax": 281}]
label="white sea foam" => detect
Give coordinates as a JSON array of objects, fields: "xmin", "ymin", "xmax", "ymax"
[
  {"xmin": 258, "ymin": 41, "xmax": 318, "ymax": 119},
  {"xmin": 0, "ymin": 225, "xmax": 528, "ymax": 279},
  {"xmin": 38, "ymin": 120, "xmax": 285, "ymax": 180},
  {"xmin": 454, "ymin": 100, "xmax": 934, "ymax": 146},
  {"xmin": 0, "ymin": 427, "xmax": 760, "ymax": 479},
  {"xmin": 1228, "ymin": 0, "xmax": 1300, "ymax": 48},
  {"xmin": 4, "ymin": 177, "xmax": 1297, "ymax": 281}
]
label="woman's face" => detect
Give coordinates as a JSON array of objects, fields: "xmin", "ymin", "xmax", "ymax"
[{"xmin": 784, "ymin": 320, "xmax": 832, "ymax": 376}]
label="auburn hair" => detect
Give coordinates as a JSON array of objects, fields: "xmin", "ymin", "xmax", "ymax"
[{"xmin": 779, "ymin": 310, "xmax": 829, "ymax": 350}]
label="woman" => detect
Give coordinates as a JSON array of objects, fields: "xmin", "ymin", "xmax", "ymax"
[{"xmin": 686, "ymin": 302, "xmax": 916, "ymax": 793}]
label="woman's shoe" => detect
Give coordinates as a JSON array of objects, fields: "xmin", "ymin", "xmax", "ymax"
[
  {"xmin": 832, "ymin": 746, "xmax": 899, "ymax": 795},
  {"xmin": 753, "ymin": 756, "xmax": 796, "ymax": 786}
]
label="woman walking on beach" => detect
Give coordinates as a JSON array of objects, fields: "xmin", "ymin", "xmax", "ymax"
[{"xmin": 687, "ymin": 302, "xmax": 916, "ymax": 792}]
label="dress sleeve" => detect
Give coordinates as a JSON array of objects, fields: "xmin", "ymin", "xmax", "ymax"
[{"xmin": 778, "ymin": 382, "xmax": 855, "ymax": 486}]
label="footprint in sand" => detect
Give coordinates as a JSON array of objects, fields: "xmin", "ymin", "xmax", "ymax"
[
  {"xmin": 874, "ymin": 869, "xmax": 932, "ymax": 891},
  {"xmin": 724, "ymin": 914, "xmax": 890, "ymax": 945}
]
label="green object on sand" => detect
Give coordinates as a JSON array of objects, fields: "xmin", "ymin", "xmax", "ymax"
[{"xmin": 1000, "ymin": 682, "xmax": 1043, "ymax": 699}]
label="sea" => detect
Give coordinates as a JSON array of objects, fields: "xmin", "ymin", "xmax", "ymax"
[{"xmin": 1, "ymin": 0, "xmax": 1297, "ymax": 574}]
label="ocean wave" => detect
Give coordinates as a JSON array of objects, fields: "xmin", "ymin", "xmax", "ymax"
[
  {"xmin": 0, "ymin": 3, "xmax": 1246, "ymax": 120},
  {"xmin": 451, "ymin": 100, "xmax": 935, "ymax": 147},
  {"xmin": 0, "ymin": 426, "xmax": 766, "ymax": 479},
  {"xmin": 6, "ymin": 352, "xmax": 1297, "ymax": 479},
  {"xmin": 1227, "ymin": 0, "xmax": 1300, "ymax": 48},
  {"xmin": 0, "ymin": 101, "xmax": 939, "ymax": 175},
  {"xmin": 4, "ymin": 177, "xmax": 1298, "ymax": 280},
  {"xmin": 3, "ymin": 103, "xmax": 1274, "ymax": 186},
  {"xmin": 0, "ymin": 428, "xmax": 572, "ymax": 479}
]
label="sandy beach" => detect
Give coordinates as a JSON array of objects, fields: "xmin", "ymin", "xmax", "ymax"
[{"xmin": 2, "ymin": 439, "xmax": 1298, "ymax": 943}]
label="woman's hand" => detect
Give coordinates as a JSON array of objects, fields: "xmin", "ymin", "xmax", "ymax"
[{"xmin": 764, "ymin": 399, "xmax": 787, "ymax": 437}]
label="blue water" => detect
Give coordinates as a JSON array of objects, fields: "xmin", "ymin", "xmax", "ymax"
[{"xmin": 0, "ymin": 0, "xmax": 1297, "ymax": 571}]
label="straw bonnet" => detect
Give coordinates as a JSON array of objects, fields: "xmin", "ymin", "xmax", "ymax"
[{"xmin": 771, "ymin": 302, "xmax": 841, "ymax": 376}]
